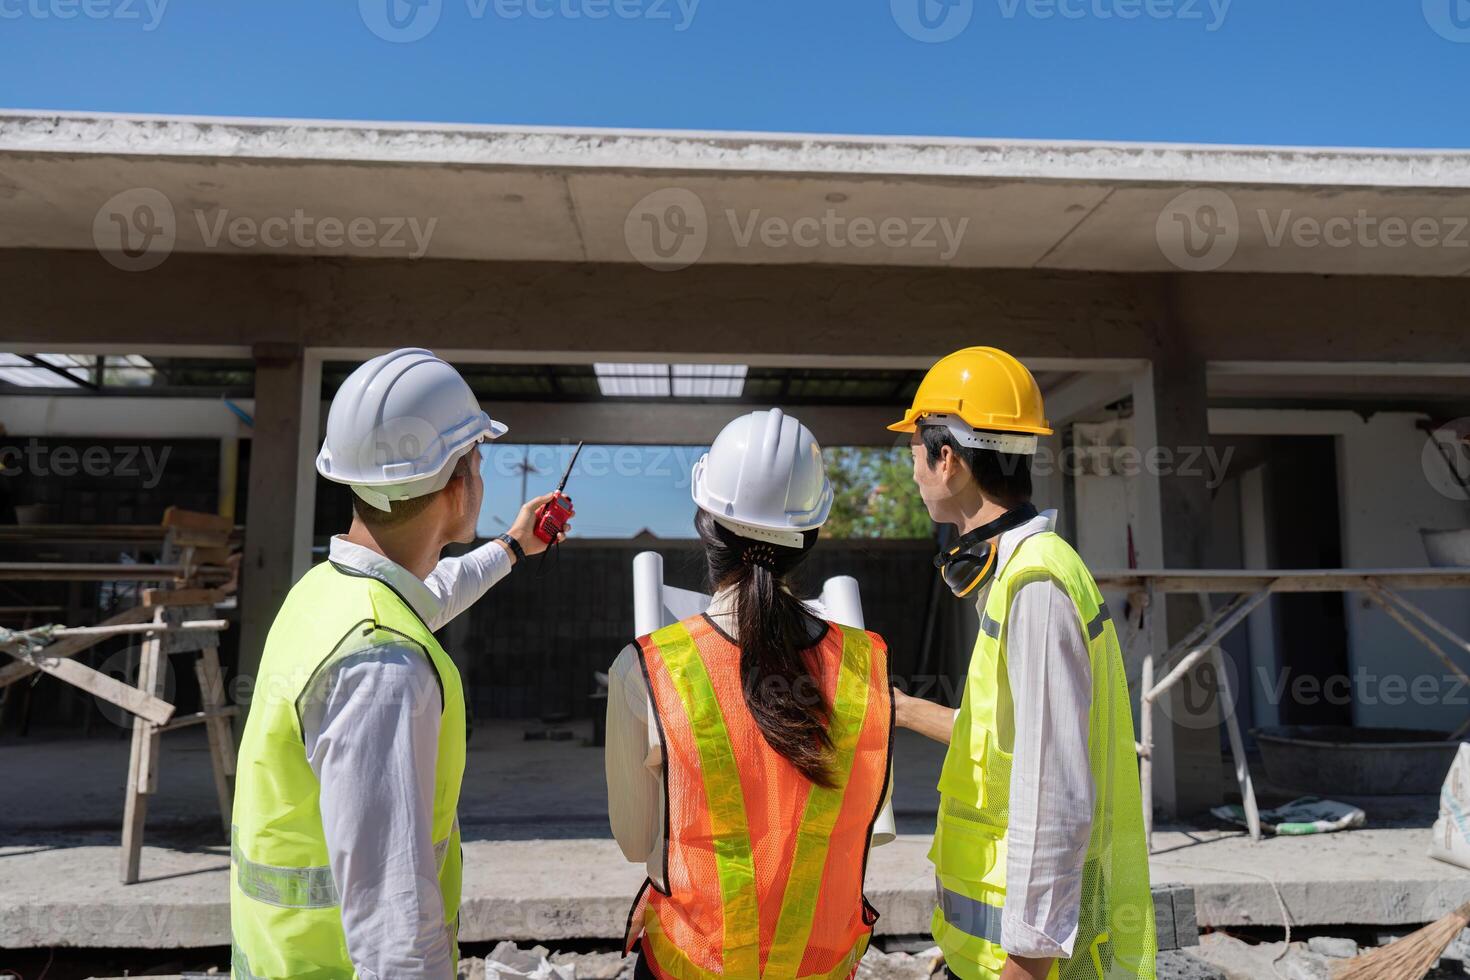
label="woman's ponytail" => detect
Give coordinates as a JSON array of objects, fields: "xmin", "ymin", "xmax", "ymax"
[{"xmin": 696, "ymin": 510, "xmax": 835, "ymax": 788}]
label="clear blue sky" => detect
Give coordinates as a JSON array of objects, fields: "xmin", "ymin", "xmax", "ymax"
[
  {"xmin": 476, "ymin": 443, "xmax": 710, "ymax": 540},
  {"xmin": 2, "ymin": 1, "xmax": 1468, "ymax": 147}
]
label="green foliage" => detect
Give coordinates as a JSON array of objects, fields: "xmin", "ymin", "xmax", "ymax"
[{"xmin": 822, "ymin": 446, "xmax": 936, "ymax": 539}]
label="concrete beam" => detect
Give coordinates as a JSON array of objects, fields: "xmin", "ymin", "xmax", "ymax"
[
  {"xmin": 0, "ymin": 251, "xmax": 1163, "ymax": 361},
  {"xmin": 487, "ymin": 401, "xmax": 901, "ymax": 446},
  {"xmin": 3, "ymin": 251, "xmax": 1467, "ymax": 365},
  {"xmin": 1043, "ymin": 370, "xmax": 1137, "ymax": 425},
  {"xmin": 0, "ymin": 396, "xmax": 254, "ymax": 439}
]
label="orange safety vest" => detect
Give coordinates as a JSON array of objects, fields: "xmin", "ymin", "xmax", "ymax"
[{"xmin": 624, "ymin": 614, "xmax": 894, "ymax": 980}]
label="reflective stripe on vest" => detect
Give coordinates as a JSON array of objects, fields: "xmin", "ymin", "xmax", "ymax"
[
  {"xmin": 937, "ymin": 880, "xmax": 1004, "ymax": 946},
  {"xmin": 232, "ymin": 823, "xmax": 456, "ymax": 909},
  {"xmin": 232, "ymin": 944, "xmax": 264, "ymax": 980},
  {"xmin": 655, "ymin": 622, "xmax": 762, "ymax": 979},
  {"xmin": 631, "ymin": 615, "xmax": 892, "ymax": 980},
  {"xmin": 931, "ymin": 532, "xmax": 1155, "ymax": 980}
]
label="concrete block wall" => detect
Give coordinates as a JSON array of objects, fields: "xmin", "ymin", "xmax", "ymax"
[{"xmin": 440, "ymin": 538, "xmax": 935, "ymax": 721}]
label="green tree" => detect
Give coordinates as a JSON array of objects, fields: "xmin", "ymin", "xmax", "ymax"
[{"xmin": 823, "ymin": 446, "xmax": 935, "ymax": 539}]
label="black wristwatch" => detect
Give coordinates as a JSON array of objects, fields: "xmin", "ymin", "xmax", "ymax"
[{"xmin": 497, "ymin": 532, "xmax": 526, "ymax": 565}]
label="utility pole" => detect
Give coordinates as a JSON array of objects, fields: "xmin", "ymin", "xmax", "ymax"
[{"xmin": 512, "ymin": 450, "xmax": 541, "ymax": 505}]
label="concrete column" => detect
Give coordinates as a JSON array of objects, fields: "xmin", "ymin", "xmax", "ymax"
[
  {"xmin": 237, "ymin": 344, "xmax": 307, "ymax": 733},
  {"xmin": 292, "ymin": 352, "xmax": 324, "ymax": 582},
  {"xmin": 1132, "ymin": 339, "xmax": 1222, "ymax": 819}
]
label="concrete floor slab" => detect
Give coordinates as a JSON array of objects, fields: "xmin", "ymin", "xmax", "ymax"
[
  {"xmin": 5, "ymin": 828, "xmax": 1469, "ymax": 949},
  {"xmin": 3, "ymin": 726, "xmax": 1466, "ymax": 950}
]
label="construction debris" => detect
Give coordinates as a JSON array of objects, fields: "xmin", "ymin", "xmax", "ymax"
[
  {"xmin": 854, "ymin": 945, "xmax": 943, "ymax": 979},
  {"xmin": 456, "ymin": 944, "xmax": 946, "ymax": 980}
]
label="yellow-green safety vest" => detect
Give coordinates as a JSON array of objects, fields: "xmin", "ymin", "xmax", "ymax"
[
  {"xmin": 931, "ymin": 531, "xmax": 1155, "ymax": 980},
  {"xmin": 230, "ymin": 561, "xmax": 466, "ymax": 980}
]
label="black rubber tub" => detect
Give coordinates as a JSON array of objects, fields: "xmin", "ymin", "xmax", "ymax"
[{"xmin": 1253, "ymin": 725, "xmax": 1462, "ymax": 796}]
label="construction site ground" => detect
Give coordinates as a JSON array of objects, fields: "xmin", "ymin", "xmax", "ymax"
[{"xmin": 3, "ymin": 721, "xmax": 1467, "ymax": 975}]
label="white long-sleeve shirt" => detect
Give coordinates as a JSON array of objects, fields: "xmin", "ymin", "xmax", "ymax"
[
  {"xmin": 297, "ymin": 535, "xmax": 512, "ymax": 980},
  {"xmin": 604, "ymin": 587, "xmax": 895, "ymax": 890},
  {"xmin": 974, "ymin": 512, "xmax": 1095, "ymax": 960}
]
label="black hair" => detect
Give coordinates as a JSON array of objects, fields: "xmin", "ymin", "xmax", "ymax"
[
  {"xmin": 350, "ymin": 451, "xmax": 473, "ymax": 529},
  {"xmin": 694, "ymin": 509, "xmax": 835, "ymax": 788},
  {"xmin": 921, "ymin": 425, "xmax": 1032, "ymax": 508}
]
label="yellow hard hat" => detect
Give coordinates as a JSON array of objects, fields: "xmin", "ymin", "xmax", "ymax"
[{"xmin": 889, "ymin": 347, "xmax": 1052, "ymax": 449}]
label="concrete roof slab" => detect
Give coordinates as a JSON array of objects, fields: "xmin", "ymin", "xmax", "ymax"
[{"xmin": 5, "ymin": 111, "xmax": 1470, "ymax": 275}]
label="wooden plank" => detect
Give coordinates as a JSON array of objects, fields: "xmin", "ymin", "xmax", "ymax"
[
  {"xmin": 162, "ymin": 507, "xmax": 233, "ymax": 533},
  {"xmin": 0, "ymin": 524, "xmax": 169, "ymax": 543},
  {"xmin": 143, "ymin": 587, "xmax": 227, "ymax": 608},
  {"xmin": 155, "ymin": 705, "xmax": 238, "ymax": 732},
  {"xmin": 1095, "ymin": 568, "xmax": 1470, "ymax": 593},
  {"xmin": 0, "ymin": 604, "xmax": 153, "ymax": 689},
  {"xmin": 120, "ymin": 609, "xmax": 166, "ymax": 884},
  {"xmin": 196, "ymin": 643, "xmax": 235, "ymax": 835},
  {"xmin": 6, "ymin": 651, "xmax": 175, "ymax": 726},
  {"xmin": 0, "ymin": 563, "xmax": 228, "ymax": 582},
  {"xmin": 167, "ymin": 526, "xmax": 232, "ymax": 550}
]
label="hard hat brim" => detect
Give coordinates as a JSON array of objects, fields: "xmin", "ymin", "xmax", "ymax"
[{"xmin": 889, "ymin": 408, "xmax": 1053, "ymax": 438}]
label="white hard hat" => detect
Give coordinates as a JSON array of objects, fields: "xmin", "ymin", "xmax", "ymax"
[
  {"xmin": 316, "ymin": 348, "xmax": 507, "ymax": 512},
  {"xmin": 691, "ymin": 408, "xmax": 832, "ymax": 548}
]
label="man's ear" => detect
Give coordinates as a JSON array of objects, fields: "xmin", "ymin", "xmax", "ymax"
[{"xmin": 939, "ymin": 443, "xmax": 958, "ymax": 478}]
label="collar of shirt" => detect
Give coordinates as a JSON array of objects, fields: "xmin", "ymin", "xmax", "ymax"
[
  {"xmin": 974, "ymin": 508, "xmax": 1058, "ymax": 613},
  {"xmin": 328, "ymin": 534, "xmax": 442, "ymax": 625}
]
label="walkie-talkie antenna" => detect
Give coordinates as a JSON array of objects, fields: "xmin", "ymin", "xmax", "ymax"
[{"xmin": 555, "ymin": 441, "xmax": 584, "ymax": 495}]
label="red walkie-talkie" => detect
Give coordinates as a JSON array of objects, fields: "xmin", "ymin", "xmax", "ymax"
[{"xmin": 533, "ymin": 441, "xmax": 583, "ymax": 544}]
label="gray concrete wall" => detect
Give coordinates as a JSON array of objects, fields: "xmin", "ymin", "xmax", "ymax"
[{"xmin": 1338, "ymin": 412, "xmax": 1470, "ymax": 733}]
